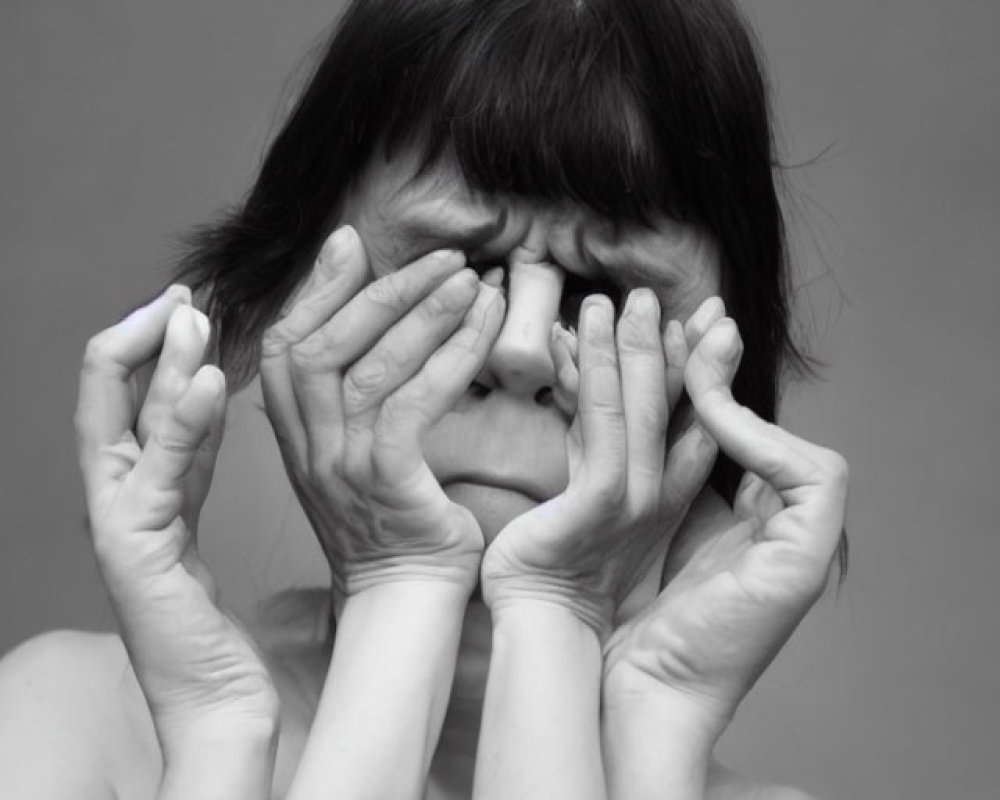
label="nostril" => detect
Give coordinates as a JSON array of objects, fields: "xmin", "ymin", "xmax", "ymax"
[
  {"xmin": 534, "ymin": 386, "xmax": 554, "ymax": 406},
  {"xmin": 470, "ymin": 381, "xmax": 492, "ymax": 398}
]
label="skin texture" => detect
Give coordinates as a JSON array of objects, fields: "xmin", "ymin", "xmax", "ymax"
[
  {"xmin": 338, "ymin": 148, "xmax": 721, "ymax": 546},
  {"xmin": 2, "ymin": 144, "xmax": 842, "ymax": 800}
]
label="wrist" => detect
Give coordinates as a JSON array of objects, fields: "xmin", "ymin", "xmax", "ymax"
[
  {"xmin": 603, "ymin": 662, "xmax": 731, "ymax": 748},
  {"xmin": 484, "ymin": 582, "xmax": 614, "ymax": 643},
  {"xmin": 334, "ymin": 551, "xmax": 482, "ymax": 600},
  {"xmin": 337, "ymin": 577, "xmax": 472, "ymax": 619},
  {"xmin": 158, "ymin": 721, "xmax": 277, "ymax": 800}
]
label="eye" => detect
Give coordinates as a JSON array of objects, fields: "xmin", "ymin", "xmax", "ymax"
[{"xmin": 559, "ymin": 272, "xmax": 623, "ymax": 328}]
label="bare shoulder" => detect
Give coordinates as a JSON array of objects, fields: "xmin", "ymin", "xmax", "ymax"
[
  {"xmin": 708, "ymin": 759, "xmax": 820, "ymax": 800},
  {"xmin": 0, "ymin": 630, "xmax": 161, "ymax": 799}
]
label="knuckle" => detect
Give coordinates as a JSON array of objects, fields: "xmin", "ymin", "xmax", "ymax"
[
  {"xmin": 153, "ymin": 427, "xmax": 194, "ymax": 456},
  {"xmin": 342, "ymin": 358, "xmax": 390, "ymax": 410},
  {"xmin": 260, "ymin": 323, "xmax": 291, "ymax": 358},
  {"xmin": 81, "ymin": 334, "xmax": 116, "ymax": 375},
  {"xmin": 425, "ymin": 277, "xmax": 475, "ymax": 318},
  {"xmin": 287, "ymin": 339, "xmax": 315, "ymax": 371}
]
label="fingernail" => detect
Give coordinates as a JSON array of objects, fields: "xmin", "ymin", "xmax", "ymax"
[
  {"xmin": 481, "ymin": 265, "xmax": 504, "ymax": 288},
  {"xmin": 584, "ymin": 297, "xmax": 613, "ymax": 325},
  {"xmin": 431, "ymin": 249, "xmax": 465, "ymax": 267},
  {"xmin": 627, "ymin": 288, "xmax": 658, "ymax": 316},
  {"xmin": 480, "ymin": 280, "xmax": 504, "ymax": 307}
]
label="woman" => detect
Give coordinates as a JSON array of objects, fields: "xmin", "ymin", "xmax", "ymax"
[{"xmin": 0, "ymin": 1, "xmax": 848, "ymax": 798}]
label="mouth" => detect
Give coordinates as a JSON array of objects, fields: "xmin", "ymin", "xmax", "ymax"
[{"xmin": 442, "ymin": 472, "xmax": 550, "ymax": 504}]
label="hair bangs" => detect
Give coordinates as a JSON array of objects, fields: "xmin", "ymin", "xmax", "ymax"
[{"xmin": 375, "ymin": 0, "xmax": 678, "ymax": 223}]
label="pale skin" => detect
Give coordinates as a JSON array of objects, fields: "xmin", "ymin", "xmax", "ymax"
[{"xmin": 0, "ymin": 149, "xmax": 846, "ymax": 800}]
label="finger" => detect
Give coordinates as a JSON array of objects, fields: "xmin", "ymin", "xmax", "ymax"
[
  {"xmin": 259, "ymin": 226, "xmax": 368, "ymax": 461},
  {"xmin": 76, "ymin": 285, "xmax": 192, "ymax": 486},
  {"xmin": 733, "ymin": 471, "xmax": 784, "ymax": 524},
  {"xmin": 299, "ymin": 268, "xmax": 479, "ymax": 470},
  {"xmin": 481, "ymin": 265, "xmax": 504, "ymax": 288},
  {"xmin": 137, "ymin": 305, "xmax": 212, "ymax": 447},
  {"xmin": 663, "ymin": 318, "xmax": 688, "ymax": 414},
  {"xmin": 683, "ymin": 295, "xmax": 726, "ymax": 347},
  {"xmin": 616, "ymin": 288, "xmax": 668, "ymax": 506},
  {"xmin": 181, "ymin": 372, "xmax": 228, "ymax": 528},
  {"xmin": 261, "ymin": 225, "xmax": 369, "ymax": 354},
  {"xmin": 335, "ymin": 269, "xmax": 480, "ymax": 426},
  {"xmin": 660, "ymin": 405, "xmax": 717, "ymax": 516},
  {"xmin": 574, "ymin": 295, "xmax": 627, "ymax": 503},
  {"xmin": 370, "ymin": 282, "xmax": 505, "ymax": 475},
  {"xmin": 295, "ymin": 248, "xmax": 467, "ymax": 373},
  {"xmin": 686, "ymin": 318, "xmax": 849, "ymax": 519},
  {"xmin": 127, "ymin": 365, "xmax": 226, "ymax": 516},
  {"xmin": 550, "ymin": 323, "xmax": 579, "ymax": 417}
]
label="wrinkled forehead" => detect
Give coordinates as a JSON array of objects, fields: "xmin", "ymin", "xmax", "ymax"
[{"xmin": 339, "ymin": 145, "xmax": 720, "ymax": 300}]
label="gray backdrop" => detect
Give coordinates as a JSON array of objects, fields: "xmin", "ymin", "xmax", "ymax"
[{"xmin": 2, "ymin": 2, "xmax": 998, "ymax": 798}]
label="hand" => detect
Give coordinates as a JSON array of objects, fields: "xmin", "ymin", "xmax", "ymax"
[
  {"xmin": 76, "ymin": 287, "xmax": 278, "ymax": 749},
  {"xmin": 603, "ymin": 314, "xmax": 849, "ymax": 735},
  {"xmin": 259, "ymin": 226, "xmax": 506, "ymax": 597},
  {"xmin": 480, "ymin": 290, "xmax": 719, "ymax": 639}
]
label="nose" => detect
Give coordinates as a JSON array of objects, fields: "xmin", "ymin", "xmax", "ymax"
[{"xmin": 481, "ymin": 259, "xmax": 564, "ymax": 402}]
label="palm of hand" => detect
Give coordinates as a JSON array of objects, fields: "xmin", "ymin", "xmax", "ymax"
[{"xmin": 605, "ymin": 479, "xmax": 838, "ymax": 722}]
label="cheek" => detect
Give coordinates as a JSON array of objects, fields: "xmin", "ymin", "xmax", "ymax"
[
  {"xmin": 338, "ymin": 191, "xmax": 410, "ymax": 279},
  {"xmin": 659, "ymin": 236, "xmax": 722, "ymax": 324},
  {"xmin": 344, "ymin": 215, "xmax": 404, "ymax": 279},
  {"xmin": 668, "ymin": 268, "xmax": 722, "ymax": 324}
]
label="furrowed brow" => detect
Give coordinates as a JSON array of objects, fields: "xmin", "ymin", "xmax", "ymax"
[{"xmin": 397, "ymin": 207, "xmax": 507, "ymax": 250}]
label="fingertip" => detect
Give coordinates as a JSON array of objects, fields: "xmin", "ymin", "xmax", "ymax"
[
  {"xmin": 481, "ymin": 265, "xmax": 505, "ymax": 289},
  {"xmin": 432, "ymin": 249, "xmax": 467, "ymax": 270},
  {"xmin": 179, "ymin": 365, "xmax": 225, "ymax": 418},
  {"xmin": 703, "ymin": 317, "xmax": 743, "ymax": 366},
  {"xmin": 683, "ymin": 296, "xmax": 726, "ymax": 343},
  {"xmin": 198, "ymin": 363, "xmax": 226, "ymax": 394},
  {"xmin": 182, "ymin": 304, "xmax": 211, "ymax": 343},
  {"xmin": 320, "ymin": 223, "xmax": 358, "ymax": 260},
  {"xmin": 165, "ymin": 284, "xmax": 192, "ymax": 305}
]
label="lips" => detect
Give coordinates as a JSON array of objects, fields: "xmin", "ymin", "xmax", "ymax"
[{"xmin": 441, "ymin": 472, "xmax": 552, "ymax": 504}]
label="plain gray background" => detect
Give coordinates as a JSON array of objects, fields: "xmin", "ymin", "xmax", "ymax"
[{"xmin": 2, "ymin": 2, "xmax": 998, "ymax": 798}]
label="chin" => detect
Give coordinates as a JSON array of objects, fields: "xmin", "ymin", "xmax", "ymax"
[{"xmin": 443, "ymin": 482, "xmax": 539, "ymax": 544}]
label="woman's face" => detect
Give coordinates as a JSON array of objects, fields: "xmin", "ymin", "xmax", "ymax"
[{"xmin": 339, "ymin": 147, "xmax": 721, "ymax": 542}]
